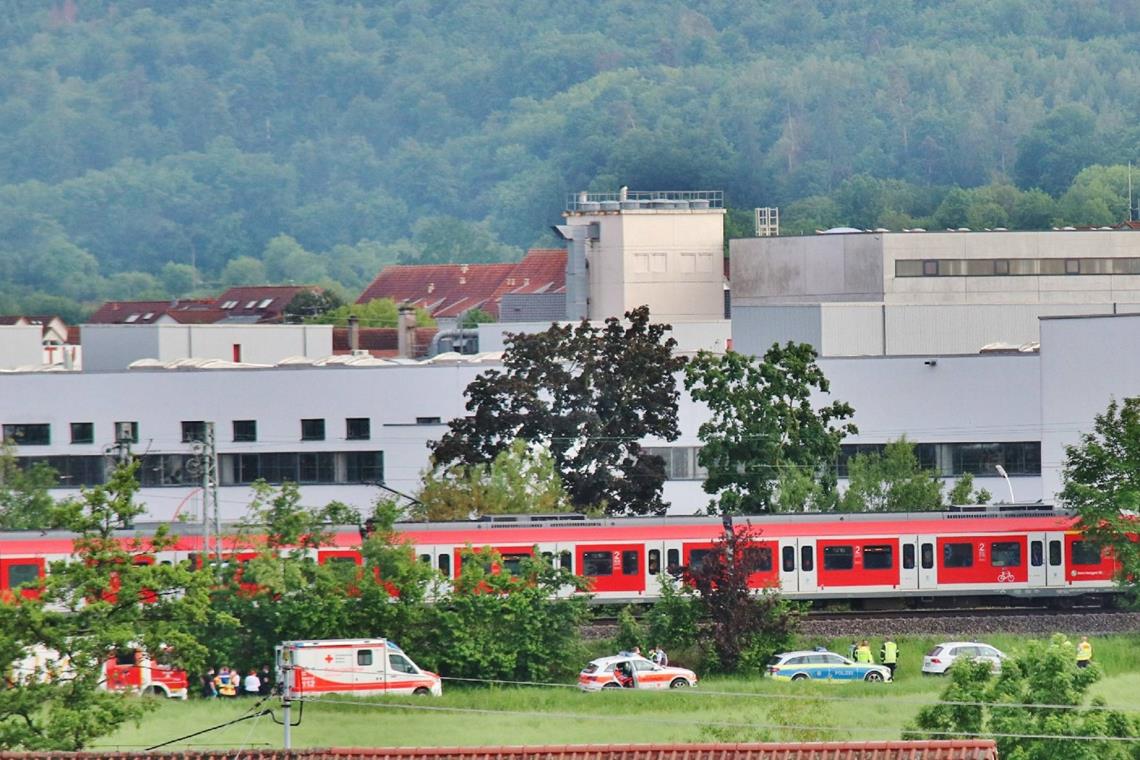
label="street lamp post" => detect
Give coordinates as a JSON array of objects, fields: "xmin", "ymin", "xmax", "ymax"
[{"xmin": 995, "ymin": 465, "xmax": 1016, "ymax": 503}]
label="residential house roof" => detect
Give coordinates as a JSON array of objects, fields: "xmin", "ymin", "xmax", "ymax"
[
  {"xmin": 213, "ymin": 285, "xmax": 318, "ymax": 323},
  {"xmin": 87, "ymin": 300, "xmax": 217, "ymax": 325},
  {"xmin": 357, "ymin": 249, "xmax": 567, "ymax": 319}
]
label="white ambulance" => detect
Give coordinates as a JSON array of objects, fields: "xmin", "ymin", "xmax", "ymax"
[{"xmin": 276, "ymin": 638, "xmax": 441, "ymax": 698}]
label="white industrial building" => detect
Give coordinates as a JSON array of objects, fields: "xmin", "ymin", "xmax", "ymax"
[
  {"xmin": 1, "ymin": 311, "xmax": 1136, "ymax": 520},
  {"xmin": 730, "ymin": 229, "xmax": 1140, "ymax": 357}
]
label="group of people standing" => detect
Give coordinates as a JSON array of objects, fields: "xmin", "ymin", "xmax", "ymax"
[
  {"xmin": 847, "ymin": 638, "xmax": 899, "ymax": 676},
  {"xmin": 202, "ymin": 665, "xmax": 273, "ymax": 698}
]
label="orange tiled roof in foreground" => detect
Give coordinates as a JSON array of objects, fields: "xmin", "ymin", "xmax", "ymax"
[
  {"xmin": 357, "ymin": 249, "xmax": 567, "ymax": 319},
  {"xmin": 41, "ymin": 742, "xmax": 998, "ymax": 760}
]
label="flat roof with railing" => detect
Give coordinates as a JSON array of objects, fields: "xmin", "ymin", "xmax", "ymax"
[{"xmin": 565, "ymin": 189, "xmax": 723, "ymax": 212}]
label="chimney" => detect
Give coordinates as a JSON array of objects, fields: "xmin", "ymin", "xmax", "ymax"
[
  {"xmin": 347, "ymin": 314, "xmax": 360, "ymax": 352},
  {"xmin": 397, "ymin": 304, "xmax": 416, "ymax": 359}
]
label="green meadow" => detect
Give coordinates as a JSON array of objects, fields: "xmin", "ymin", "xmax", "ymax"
[{"xmin": 92, "ymin": 634, "xmax": 1140, "ymax": 750}]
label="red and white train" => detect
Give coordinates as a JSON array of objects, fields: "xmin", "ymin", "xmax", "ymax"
[{"xmin": 0, "ymin": 505, "xmax": 1118, "ymax": 606}]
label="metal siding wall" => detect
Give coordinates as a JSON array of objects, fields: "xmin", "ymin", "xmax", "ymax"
[
  {"xmin": 820, "ymin": 304, "xmax": 885, "ymax": 356},
  {"xmin": 730, "ymin": 305, "xmax": 822, "ymax": 357}
]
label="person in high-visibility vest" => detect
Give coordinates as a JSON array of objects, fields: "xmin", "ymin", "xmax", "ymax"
[
  {"xmin": 855, "ymin": 640, "xmax": 874, "ymax": 664},
  {"xmin": 880, "ymin": 638, "xmax": 899, "ymax": 678},
  {"xmin": 1076, "ymin": 636, "xmax": 1093, "ymax": 669}
]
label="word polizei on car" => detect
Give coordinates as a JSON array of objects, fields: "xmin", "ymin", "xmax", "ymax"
[{"xmin": 578, "ymin": 653, "xmax": 698, "ymax": 691}]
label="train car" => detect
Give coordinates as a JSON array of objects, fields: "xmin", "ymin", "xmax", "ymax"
[{"xmin": 0, "ymin": 506, "xmax": 1119, "ymax": 608}]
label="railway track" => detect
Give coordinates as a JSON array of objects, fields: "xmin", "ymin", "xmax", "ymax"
[{"xmin": 586, "ymin": 607, "xmax": 1140, "ymax": 639}]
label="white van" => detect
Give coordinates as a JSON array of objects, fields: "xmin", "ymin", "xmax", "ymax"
[{"xmin": 276, "ymin": 638, "xmax": 441, "ymax": 698}]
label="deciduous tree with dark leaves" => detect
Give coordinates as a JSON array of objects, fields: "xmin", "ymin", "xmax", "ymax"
[
  {"xmin": 430, "ymin": 306, "xmax": 686, "ymax": 516},
  {"xmin": 683, "ymin": 524, "xmax": 800, "ymax": 673}
]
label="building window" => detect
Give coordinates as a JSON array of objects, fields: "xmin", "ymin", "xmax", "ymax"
[
  {"xmin": 416, "ymin": 417, "xmax": 442, "ymax": 425},
  {"xmin": 2, "ymin": 424, "xmax": 50, "ymax": 446},
  {"xmin": 217, "ymin": 451, "xmax": 383, "ymax": 486},
  {"xmin": 301, "ymin": 418, "xmax": 325, "ymax": 441},
  {"xmin": 922, "ymin": 260, "xmax": 939, "ymax": 276},
  {"xmin": 181, "ymin": 421, "xmax": 207, "ymax": 443},
  {"xmin": 1065, "ymin": 258, "xmax": 1080, "ymax": 275},
  {"xmin": 346, "ymin": 418, "xmax": 371, "ymax": 440},
  {"xmin": 114, "ymin": 422, "xmax": 139, "ymax": 444},
  {"xmin": 70, "ymin": 423, "xmax": 94, "ymax": 445},
  {"xmin": 18, "ymin": 455, "xmax": 105, "ymax": 487},
  {"xmin": 994, "ymin": 259, "xmax": 1010, "ymax": 275},
  {"xmin": 233, "ymin": 420, "xmax": 257, "ymax": 442},
  {"xmin": 345, "ymin": 451, "xmax": 383, "ymax": 483},
  {"xmin": 838, "ymin": 441, "xmax": 1041, "ymax": 478},
  {"xmin": 138, "ymin": 454, "xmax": 197, "ymax": 486}
]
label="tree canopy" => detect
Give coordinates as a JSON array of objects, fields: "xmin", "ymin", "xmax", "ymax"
[
  {"xmin": 431, "ymin": 306, "xmax": 686, "ymax": 516},
  {"xmin": 3, "ymin": 3, "xmax": 1140, "ymax": 316},
  {"xmin": 684, "ymin": 343, "xmax": 856, "ymax": 514},
  {"xmin": 1060, "ymin": 397, "xmax": 1140, "ymax": 596}
]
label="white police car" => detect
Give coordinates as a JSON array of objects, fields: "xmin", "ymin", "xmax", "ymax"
[{"xmin": 766, "ymin": 650, "xmax": 892, "ymax": 683}]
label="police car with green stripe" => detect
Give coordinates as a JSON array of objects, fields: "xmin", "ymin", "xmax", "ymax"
[{"xmin": 766, "ymin": 650, "xmax": 892, "ymax": 683}]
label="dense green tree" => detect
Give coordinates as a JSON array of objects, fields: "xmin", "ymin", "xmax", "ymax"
[
  {"xmin": 415, "ymin": 439, "xmax": 573, "ymax": 520},
  {"xmin": 840, "ymin": 438, "xmax": 944, "ymax": 512},
  {"xmin": 1059, "ymin": 397, "xmax": 1140, "ymax": 597},
  {"xmin": 0, "ymin": 462, "xmax": 218, "ymax": 750},
  {"xmin": 459, "ymin": 308, "xmax": 496, "ymax": 328},
  {"xmin": 913, "ymin": 634, "xmax": 1138, "ymax": 759},
  {"xmin": 282, "ymin": 288, "xmax": 344, "ymax": 322},
  {"xmin": 308, "ymin": 298, "xmax": 435, "ymax": 329},
  {"xmin": 0, "ymin": 443, "xmax": 58, "ymax": 530},
  {"xmin": 1014, "ymin": 105, "xmax": 1106, "ymax": 197},
  {"xmin": 432, "ymin": 306, "xmax": 686, "ymax": 516},
  {"xmin": 684, "ymin": 344, "xmax": 856, "ymax": 514}
]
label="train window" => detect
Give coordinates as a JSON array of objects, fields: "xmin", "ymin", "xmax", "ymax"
[
  {"xmin": 621, "ymin": 550, "xmax": 639, "ymax": 575},
  {"xmin": 438, "ymin": 554, "xmax": 451, "ymax": 576},
  {"xmin": 1071, "ymin": 541, "xmax": 1103, "ymax": 566},
  {"xmin": 666, "ymin": 549, "xmax": 679, "ymax": 571},
  {"xmin": 542, "ymin": 551, "xmax": 553, "ymax": 565},
  {"xmin": 943, "ymin": 543, "xmax": 973, "ymax": 568},
  {"xmin": 582, "ymin": 551, "xmax": 613, "ymax": 576},
  {"xmin": 990, "ymin": 542, "xmax": 1021, "ymax": 567},
  {"xmin": 863, "ymin": 545, "xmax": 893, "ymax": 570},
  {"xmin": 1030, "ymin": 541, "xmax": 1043, "ymax": 567},
  {"xmin": 418, "ymin": 554, "xmax": 431, "ymax": 564},
  {"xmin": 648, "ymin": 549, "xmax": 660, "ymax": 575},
  {"xmin": 690, "ymin": 549, "xmax": 714, "ymax": 569},
  {"xmin": 1048, "ymin": 540, "xmax": 1062, "ymax": 566},
  {"xmin": 800, "ymin": 545, "xmax": 814, "ymax": 572},
  {"xmin": 502, "ymin": 553, "xmax": 529, "ymax": 575},
  {"xmin": 921, "ymin": 543, "xmax": 934, "ymax": 569},
  {"xmin": 357, "ymin": 649, "xmax": 373, "ymax": 666},
  {"xmin": 743, "ymin": 547, "xmax": 773, "ymax": 572},
  {"xmin": 782, "ymin": 546, "xmax": 795, "ymax": 572},
  {"xmin": 903, "ymin": 544, "xmax": 916, "ymax": 570},
  {"xmin": 6, "ymin": 563, "xmax": 40, "ymax": 588},
  {"xmin": 560, "ymin": 550, "xmax": 573, "ymax": 572},
  {"xmin": 823, "ymin": 546, "xmax": 854, "ymax": 571}
]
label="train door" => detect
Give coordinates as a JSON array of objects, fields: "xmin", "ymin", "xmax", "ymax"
[
  {"xmin": 1027, "ymin": 532, "xmax": 1047, "ymax": 588},
  {"xmin": 898, "ymin": 535, "xmax": 919, "ymax": 591},
  {"xmin": 1045, "ymin": 532, "xmax": 1066, "ymax": 586},
  {"xmin": 797, "ymin": 539, "xmax": 817, "ymax": 596},
  {"xmin": 917, "ymin": 535, "xmax": 938, "ymax": 589},
  {"xmin": 778, "ymin": 540, "xmax": 798, "ymax": 593}
]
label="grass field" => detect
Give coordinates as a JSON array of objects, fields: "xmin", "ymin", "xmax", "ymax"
[{"xmin": 92, "ymin": 634, "xmax": 1140, "ymax": 751}]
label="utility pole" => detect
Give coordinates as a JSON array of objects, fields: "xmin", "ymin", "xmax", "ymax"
[{"xmin": 192, "ymin": 423, "xmax": 221, "ymax": 575}]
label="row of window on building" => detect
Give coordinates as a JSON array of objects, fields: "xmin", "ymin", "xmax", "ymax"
[
  {"xmin": 644, "ymin": 442, "xmax": 1042, "ymax": 481},
  {"xmin": 1, "ymin": 418, "xmax": 384, "ymax": 446},
  {"xmin": 17, "ymin": 451, "xmax": 384, "ymax": 488},
  {"xmin": 895, "ymin": 256, "xmax": 1140, "ymax": 278}
]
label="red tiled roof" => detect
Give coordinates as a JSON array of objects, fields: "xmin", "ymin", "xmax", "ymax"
[
  {"xmin": 214, "ymin": 285, "xmax": 317, "ymax": 323},
  {"xmin": 0, "ymin": 316, "xmax": 25, "ymax": 325},
  {"xmin": 357, "ymin": 249, "xmax": 567, "ymax": 319},
  {"xmin": 86, "ymin": 299, "xmax": 216, "ymax": 325},
  {"xmin": 176, "ymin": 743, "xmax": 998, "ymax": 760},
  {"xmin": 164, "ymin": 308, "xmax": 229, "ymax": 324}
]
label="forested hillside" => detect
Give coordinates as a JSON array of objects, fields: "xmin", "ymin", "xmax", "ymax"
[{"xmin": 3, "ymin": 0, "xmax": 1140, "ymax": 320}]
